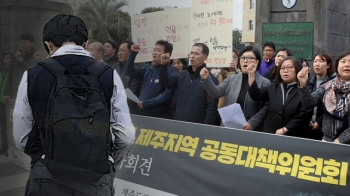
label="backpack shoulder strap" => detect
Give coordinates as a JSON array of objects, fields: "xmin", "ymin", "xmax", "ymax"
[
  {"xmin": 87, "ymin": 61, "xmax": 110, "ymax": 78},
  {"xmin": 38, "ymin": 58, "xmax": 66, "ymax": 78}
]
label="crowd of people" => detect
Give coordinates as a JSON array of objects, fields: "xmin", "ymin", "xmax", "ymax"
[
  {"xmin": 2, "ymin": 34, "xmax": 350, "ymax": 146},
  {"xmin": 120, "ymin": 40, "xmax": 349, "ymax": 145},
  {"xmin": 0, "ymin": 13, "xmax": 347, "ymax": 195}
]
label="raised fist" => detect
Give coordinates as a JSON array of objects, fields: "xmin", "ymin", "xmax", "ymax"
[
  {"xmin": 200, "ymin": 67, "xmax": 209, "ymax": 80},
  {"xmin": 131, "ymin": 45, "xmax": 141, "ymax": 53},
  {"xmin": 297, "ymin": 67, "xmax": 310, "ymax": 88},
  {"xmin": 161, "ymin": 53, "xmax": 170, "ymax": 65}
]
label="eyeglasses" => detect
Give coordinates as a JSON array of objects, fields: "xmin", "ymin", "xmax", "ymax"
[
  {"xmin": 239, "ymin": 56, "xmax": 256, "ymax": 62},
  {"xmin": 280, "ymin": 66, "xmax": 294, "ymax": 71},
  {"xmin": 263, "ymin": 49, "xmax": 274, "ymax": 52}
]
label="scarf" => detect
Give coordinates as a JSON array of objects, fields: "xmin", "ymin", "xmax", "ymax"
[
  {"xmin": 323, "ymin": 76, "xmax": 350, "ymax": 133},
  {"xmin": 51, "ymin": 44, "xmax": 93, "ymax": 58}
]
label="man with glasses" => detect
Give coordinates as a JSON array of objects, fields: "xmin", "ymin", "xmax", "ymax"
[{"xmin": 258, "ymin": 42, "xmax": 275, "ymax": 76}]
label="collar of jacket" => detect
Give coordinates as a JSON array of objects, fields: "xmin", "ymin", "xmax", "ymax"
[
  {"xmin": 23, "ymin": 50, "xmax": 35, "ymax": 62},
  {"xmin": 51, "ymin": 44, "xmax": 92, "ymax": 58},
  {"xmin": 188, "ymin": 63, "xmax": 206, "ymax": 76},
  {"xmin": 309, "ymin": 74, "xmax": 335, "ymax": 87},
  {"xmin": 104, "ymin": 53, "xmax": 119, "ymax": 62}
]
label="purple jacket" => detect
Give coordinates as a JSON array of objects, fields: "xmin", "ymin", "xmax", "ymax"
[{"xmin": 258, "ymin": 58, "xmax": 275, "ymax": 76}]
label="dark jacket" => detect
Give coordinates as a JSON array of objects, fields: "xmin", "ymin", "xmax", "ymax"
[
  {"xmin": 111, "ymin": 61, "xmax": 141, "ymax": 114},
  {"xmin": 249, "ymin": 81, "xmax": 313, "ymax": 137},
  {"xmin": 0, "ymin": 68, "xmax": 9, "ymax": 104},
  {"xmin": 5, "ymin": 50, "xmax": 35, "ymax": 99},
  {"xmin": 104, "ymin": 54, "xmax": 119, "ymax": 66},
  {"xmin": 307, "ymin": 74, "xmax": 335, "ymax": 140},
  {"xmin": 258, "ymin": 58, "xmax": 275, "ymax": 76},
  {"xmin": 111, "ymin": 62, "xmax": 141, "ymax": 95},
  {"xmin": 159, "ymin": 64, "xmax": 220, "ymax": 125},
  {"xmin": 125, "ymin": 51, "xmax": 177, "ymax": 118},
  {"xmin": 25, "ymin": 55, "xmax": 115, "ymax": 163}
]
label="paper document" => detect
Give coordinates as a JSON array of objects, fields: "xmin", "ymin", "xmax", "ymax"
[
  {"xmin": 125, "ymin": 88, "xmax": 140, "ymax": 103},
  {"xmin": 218, "ymin": 103, "xmax": 247, "ymax": 129}
]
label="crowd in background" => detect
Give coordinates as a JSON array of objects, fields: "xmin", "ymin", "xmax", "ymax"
[{"xmin": 2, "ymin": 34, "xmax": 350, "ymax": 145}]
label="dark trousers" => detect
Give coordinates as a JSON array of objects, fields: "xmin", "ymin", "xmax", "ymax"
[
  {"xmin": 25, "ymin": 160, "xmax": 115, "ymax": 196},
  {"xmin": 0, "ymin": 103, "xmax": 7, "ymax": 153},
  {"xmin": 0, "ymin": 103, "xmax": 7, "ymax": 133}
]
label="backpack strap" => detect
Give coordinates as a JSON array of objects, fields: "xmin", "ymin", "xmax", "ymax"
[
  {"xmin": 38, "ymin": 58, "xmax": 66, "ymax": 78},
  {"xmin": 87, "ymin": 61, "xmax": 110, "ymax": 78}
]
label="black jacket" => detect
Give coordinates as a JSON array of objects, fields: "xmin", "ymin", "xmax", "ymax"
[
  {"xmin": 249, "ymin": 81, "xmax": 313, "ymax": 137},
  {"xmin": 160, "ymin": 64, "xmax": 220, "ymax": 125},
  {"xmin": 104, "ymin": 54, "xmax": 119, "ymax": 66},
  {"xmin": 307, "ymin": 74, "xmax": 335, "ymax": 140}
]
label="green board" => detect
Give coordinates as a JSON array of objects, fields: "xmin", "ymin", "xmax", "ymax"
[{"xmin": 262, "ymin": 22, "xmax": 313, "ymax": 60}]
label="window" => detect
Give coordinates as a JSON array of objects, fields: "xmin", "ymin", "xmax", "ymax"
[
  {"xmin": 250, "ymin": 0, "xmax": 254, "ymax": 9},
  {"xmin": 249, "ymin": 20, "xmax": 254, "ymax": 30}
]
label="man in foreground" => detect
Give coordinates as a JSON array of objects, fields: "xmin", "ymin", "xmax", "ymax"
[{"xmin": 13, "ymin": 14, "xmax": 135, "ymax": 196}]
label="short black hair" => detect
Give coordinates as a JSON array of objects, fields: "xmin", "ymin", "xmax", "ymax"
[
  {"xmin": 263, "ymin": 42, "xmax": 276, "ymax": 51},
  {"xmin": 276, "ymin": 48, "xmax": 293, "ymax": 56},
  {"xmin": 335, "ymin": 50, "xmax": 350, "ymax": 75},
  {"xmin": 170, "ymin": 58, "xmax": 188, "ymax": 71},
  {"xmin": 104, "ymin": 40, "xmax": 118, "ymax": 50},
  {"xmin": 43, "ymin": 14, "xmax": 88, "ymax": 53},
  {"xmin": 193, "ymin": 43, "xmax": 209, "ymax": 56},
  {"xmin": 19, "ymin": 33, "xmax": 35, "ymax": 42},
  {"xmin": 119, "ymin": 41, "xmax": 134, "ymax": 50},
  {"xmin": 275, "ymin": 56, "xmax": 302, "ymax": 83},
  {"xmin": 155, "ymin": 40, "xmax": 173, "ymax": 55},
  {"xmin": 299, "ymin": 58, "xmax": 309, "ymax": 66},
  {"xmin": 238, "ymin": 46, "xmax": 262, "ymax": 71},
  {"xmin": 314, "ymin": 52, "xmax": 335, "ymax": 75}
]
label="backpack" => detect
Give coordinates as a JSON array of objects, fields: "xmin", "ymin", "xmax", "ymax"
[{"xmin": 38, "ymin": 58, "xmax": 112, "ymax": 183}]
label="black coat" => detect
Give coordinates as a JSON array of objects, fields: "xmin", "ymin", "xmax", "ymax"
[
  {"xmin": 159, "ymin": 64, "xmax": 220, "ymax": 125},
  {"xmin": 307, "ymin": 74, "xmax": 335, "ymax": 140},
  {"xmin": 104, "ymin": 54, "xmax": 119, "ymax": 66},
  {"xmin": 249, "ymin": 81, "xmax": 313, "ymax": 137}
]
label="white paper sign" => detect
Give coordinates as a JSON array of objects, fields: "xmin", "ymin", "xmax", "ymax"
[
  {"xmin": 218, "ymin": 103, "xmax": 246, "ymax": 129},
  {"xmin": 125, "ymin": 88, "xmax": 140, "ymax": 103},
  {"xmin": 191, "ymin": 0, "xmax": 233, "ymax": 67}
]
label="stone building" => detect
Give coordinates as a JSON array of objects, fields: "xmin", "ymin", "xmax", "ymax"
[
  {"xmin": 242, "ymin": 0, "xmax": 350, "ymax": 59},
  {"xmin": 0, "ymin": 0, "xmax": 71, "ymax": 55}
]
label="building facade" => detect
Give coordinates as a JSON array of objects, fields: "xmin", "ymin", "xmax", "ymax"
[
  {"xmin": 242, "ymin": 0, "xmax": 350, "ymax": 58},
  {"xmin": 242, "ymin": 0, "xmax": 256, "ymax": 45}
]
